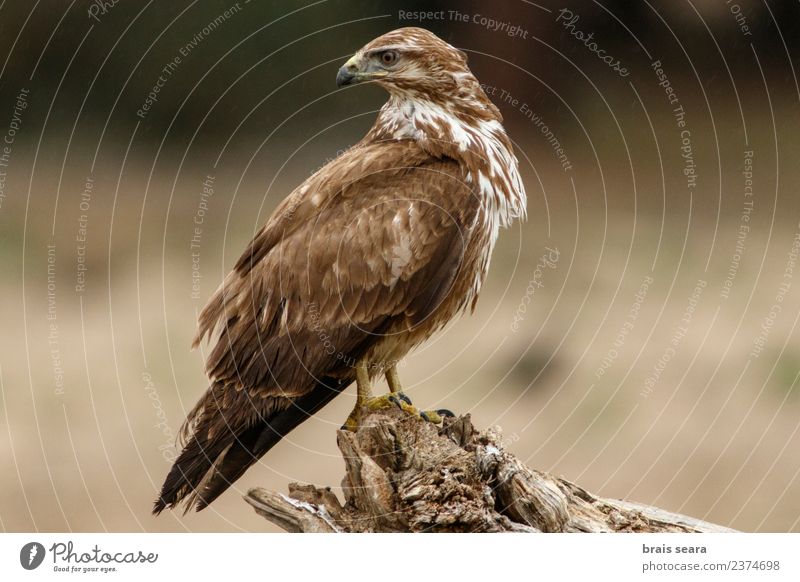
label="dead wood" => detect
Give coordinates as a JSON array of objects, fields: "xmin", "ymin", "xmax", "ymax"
[{"xmin": 244, "ymin": 408, "xmax": 735, "ymax": 533}]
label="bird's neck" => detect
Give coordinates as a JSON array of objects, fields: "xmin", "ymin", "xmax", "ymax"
[{"xmin": 368, "ymin": 93, "xmax": 527, "ymax": 230}]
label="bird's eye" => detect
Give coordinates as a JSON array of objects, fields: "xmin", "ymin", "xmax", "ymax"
[{"xmin": 380, "ymin": 51, "xmax": 398, "ymax": 66}]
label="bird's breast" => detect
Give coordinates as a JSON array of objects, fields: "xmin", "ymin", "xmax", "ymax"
[{"xmin": 364, "ymin": 205, "xmax": 496, "ymax": 372}]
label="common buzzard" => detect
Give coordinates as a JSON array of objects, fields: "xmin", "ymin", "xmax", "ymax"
[{"xmin": 154, "ymin": 27, "xmax": 526, "ymax": 514}]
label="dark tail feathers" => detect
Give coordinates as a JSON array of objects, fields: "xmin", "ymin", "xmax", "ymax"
[{"xmin": 152, "ymin": 378, "xmax": 347, "ymax": 515}]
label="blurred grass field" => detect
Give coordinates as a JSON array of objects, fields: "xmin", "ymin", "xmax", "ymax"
[{"xmin": 1, "ymin": 0, "xmax": 799, "ymax": 533}]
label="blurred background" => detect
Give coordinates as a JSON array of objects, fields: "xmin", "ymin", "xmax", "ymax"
[{"xmin": 1, "ymin": 0, "xmax": 799, "ymax": 532}]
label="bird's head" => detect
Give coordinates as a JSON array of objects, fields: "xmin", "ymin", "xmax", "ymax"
[
  {"xmin": 336, "ymin": 27, "xmax": 511, "ymax": 190},
  {"xmin": 336, "ymin": 27, "xmax": 473, "ymax": 101}
]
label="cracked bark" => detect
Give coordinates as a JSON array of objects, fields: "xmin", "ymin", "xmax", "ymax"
[{"xmin": 244, "ymin": 408, "xmax": 735, "ymax": 533}]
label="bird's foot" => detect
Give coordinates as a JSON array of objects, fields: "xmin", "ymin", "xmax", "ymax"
[
  {"xmin": 341, "ymin": 393, "xmax": 412, "ymax": 431},
  {"xmin": 388, "ymin": 393, "xmax": 455, "ymax": 424},
  {"xmin": 419, "ymin": 408, "xmax": 456, "ymax": 424},
  {"xmin": 341, "ymin": 392, "xmax": 455, "ymax": 431}
]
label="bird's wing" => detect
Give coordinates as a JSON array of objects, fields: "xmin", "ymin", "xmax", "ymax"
[
  {"xmin": 156, "ymin": 141, "xmax": 483, "ymax": 514},
  {"xmin": 194, "ymin": 139, "xmax": 481, "ymax": 400}
]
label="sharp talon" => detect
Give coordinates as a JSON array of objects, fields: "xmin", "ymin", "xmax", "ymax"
[
  {"xmin": 421, "ymin": 410, "xmax": 443, "ymax": 423},
  {"xmin": 388, "ymin": 395, "xmax": 403, "ymax": 410},
  {"xmin": 420, "ymin": 408, "xmax": 455, "ymax": 424},
  {"xmin": 395, "ymin": 392, "xmax": 413, "ymax": 405}
]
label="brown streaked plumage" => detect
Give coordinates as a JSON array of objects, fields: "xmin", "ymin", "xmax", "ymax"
[{"xmin": 153, "ymin": 27, "xmax": 526, "ymax": 514}]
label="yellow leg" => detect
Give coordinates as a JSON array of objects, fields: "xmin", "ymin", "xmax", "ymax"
[
  {"xmin": 356, "ymin": 359, "xmax": 373, "ymax": 403},
  {"xmin": 343, "ymin": 359, "xmax": 375, "ymax": 431},
  {"xmin": 342, "ymin": 360, "xmax": 452, "ymax": 431},
  {"xmin": 386, "ymin": 365, "xmax": 402, "ymax": 393}
]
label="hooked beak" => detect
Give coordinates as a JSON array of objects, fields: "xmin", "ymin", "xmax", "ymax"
[
  {"xmin": 336, "ymin": 65, "xmax": 357, "ymax": 88},
  {"xmin": 336, "ymin": 54, "xmax": 362, "ymax": 88},
  {"xmin": 336, "ymin": 53, "xmax": 387, "ymax": 88}
]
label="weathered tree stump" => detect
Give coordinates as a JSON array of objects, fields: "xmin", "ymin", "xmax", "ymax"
[{"xmin": 244, "ymin": 407, "xmax": 735, "ymax": 533}]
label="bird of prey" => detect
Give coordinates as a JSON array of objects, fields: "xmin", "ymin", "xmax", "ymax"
[{"xmin": 154, "ymin": 27, "xmax": 526, "ymax": 514}]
